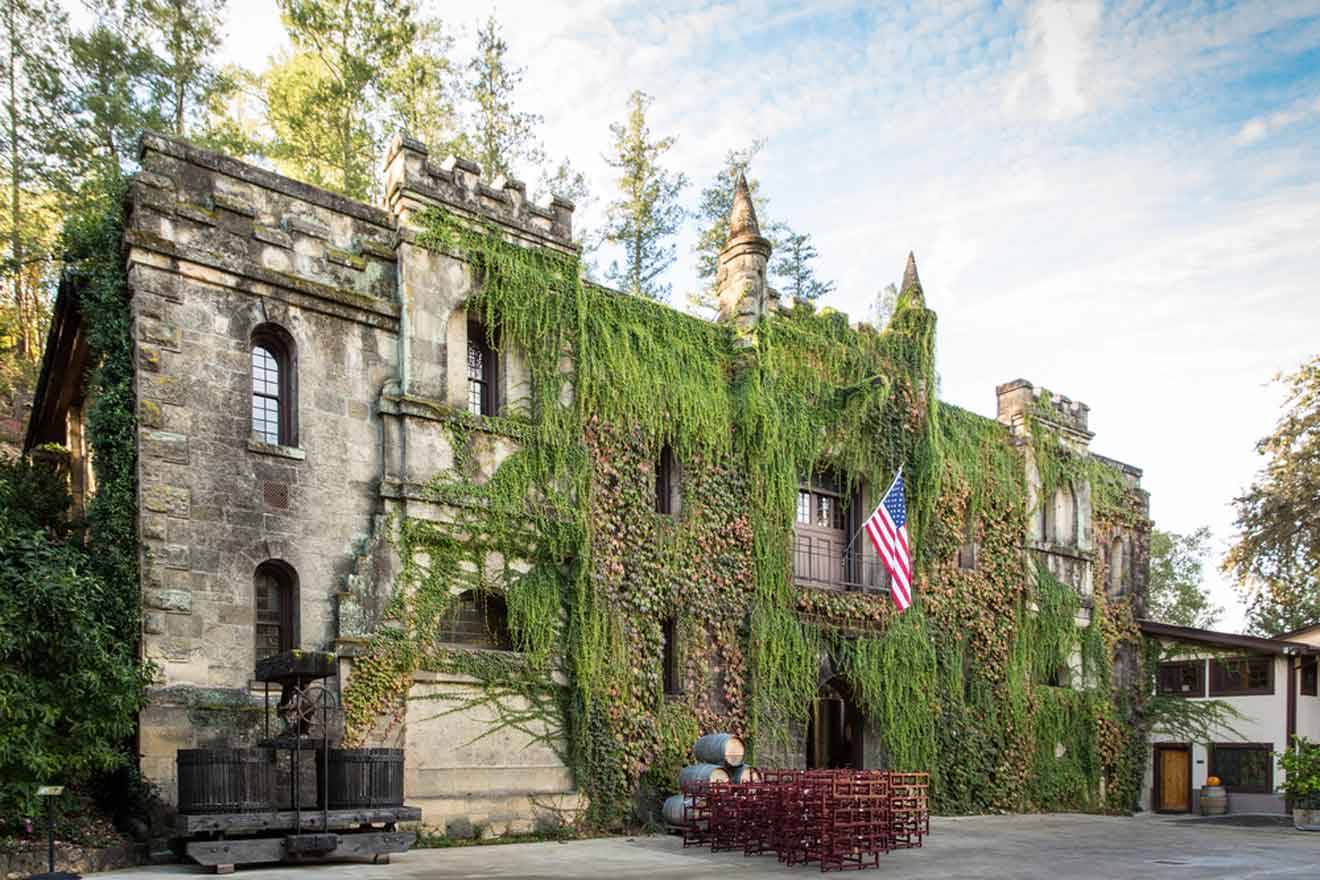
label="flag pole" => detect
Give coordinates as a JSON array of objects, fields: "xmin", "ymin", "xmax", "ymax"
[{"xmin": 842, "ymin": 465, "xmax": 902, "ymax": 557}]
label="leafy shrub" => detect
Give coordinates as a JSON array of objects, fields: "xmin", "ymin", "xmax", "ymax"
[
  {"xmin": 0, "ymin": 466, "xmax": 147, "ymax": 822},
  {"xmin": 1279, "ymin": 736, "xmax": 1320, "ymax": 809}
]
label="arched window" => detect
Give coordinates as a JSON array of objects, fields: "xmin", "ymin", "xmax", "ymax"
[
  {"xmin": 251, "ymin": 325, "xmax": 297, "ymax": 446},
  {"xmin": 1052, "ymin": 484, "xmax": 1076, "ymax": 547},
  {"xmin": 438, "ymin": 590, "xmax": 513, "ymax": 651},
  {"xmin": 255, "ymin": 560, "xmax": 298, "ymax": 660},
  {"xmin": 467, "ymin": 319, "xmax": 497, "ymax": 416},
  {"xmin": 1109, "ymin": 537, "xmax": 1125, "ymax": 595}
]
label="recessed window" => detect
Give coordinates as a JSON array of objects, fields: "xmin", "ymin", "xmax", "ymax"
[
  {"xmin": 1109, "ymin": 537, "xmax": 1125, "ymax": 596},
  {"xmin": 467, "ymin": 320, "xmax": 497, "ymax": 416},
  {"xmin": 1210, "ymin": 743, "xmax": 1274, "ymax": 794},
  {"xmin": 655, "ymin": 445, "xmax": 679, "ymax": 515},
  {"xmin": 437, "ymin": 590, "xmax": 513, "ymax": 651},
  {"xmin": 661, "ymin": 618, "xmax": 679, "ymax": 695},
  {"xmin": 1052, "ymin": 484, "xmax": 1076, "ymax": 547},
  {"xmin": 1301, "ymin": 657, "xmax": 1318, "ymax": 697},
  {"xmin": 1046, "ymin": 665, "xmax": 1071, "ymax": 688},
  {"xmin": 255, "ymin": 561, "xmax": 298, "ymax": 661},
  {"xmin": 251, "ymin": 325, "xmax": 297, "ymax": 447},
  {"xmin": 1157, "ymin": 660, "xmax": 1205, "ymax": 698},
  {"xmin": 957, "ymin": 509, "xmax": 977, "ymax": 570},
  {"xmin": 1209, "ymin": 656, "xmax": 1273, "ymax": 696}
]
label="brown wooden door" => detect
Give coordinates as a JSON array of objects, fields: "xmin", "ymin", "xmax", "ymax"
[{"xmin": 1157, "ymin": 747, "xmax": 1191, "ymax": 812}]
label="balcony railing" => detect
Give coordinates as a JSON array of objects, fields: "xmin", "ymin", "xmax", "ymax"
[{"xmin": 792, "ymin": 536, "xmax": 891, "ymax": 593}]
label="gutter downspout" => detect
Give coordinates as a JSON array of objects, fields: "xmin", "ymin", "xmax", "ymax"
[{"xmin": 1286, "ymin": 651, "xmax": 1297, "ymax": 812}]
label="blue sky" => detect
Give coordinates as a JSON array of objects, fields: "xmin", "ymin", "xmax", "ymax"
[{"xmin": 181, "ymin": 1, "xmax": 1320, "ymax": 626}]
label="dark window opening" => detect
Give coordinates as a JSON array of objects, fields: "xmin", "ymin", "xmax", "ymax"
[
  {"xmin": 1210, "ymin": 744, "xmax": 1274, "ymax": 794},
  {"xmin": 1209, "ymin": 656, "xmax": 1273, "ymax": 696},
  {"xmin": 1301, "ymin": 657, "xmax": 1318, "ymax": 697},
  {"xmin": 661, "ymin": 618, "xmax": 679, "ymax": 695},
  {"xmin": 255, "ymin": 561, "xmax": 297, "ymax": 661},
  {"xmin": 1046, "ymin": 665, "xmax": 1072, "ymax": 688},
  {"xmin": 467, "ymin": 320, "xmax": 497, "ymax": 416},
  {"xmin": 655, "ymin": 445, "xmax": 677, "ymax": 515},
  {"xmin": 1157, "ymin": 661, "xmax": 1205, "ymax": 698},
  {"xmin": 437, "ymin": 590, "xmax": 513, "ymax": 651},
  {"xmin": 251, "ymin": 325, "xmax": 297, "ymax": 446}
]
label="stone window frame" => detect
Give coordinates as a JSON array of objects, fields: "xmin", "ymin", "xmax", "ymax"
[
  {"xmin": 436, "ymin": 589, "xmax": 514, "ymax": 651},
  {"xmin": 254, "ymin": 559, "xmax": 299, "ymax": 662},
  {"xmin": 250, "ymin": 323, "xmax": 299, "ymax": 448}
]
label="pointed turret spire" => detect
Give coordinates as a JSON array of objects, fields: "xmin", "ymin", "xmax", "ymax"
[
  {"xmin": 901, "ymin": 251, "xmax": 922, "ymax": 295},
  {"xmin": 728, "ymin": 172, "xmax": 761, "ymax": 240}
]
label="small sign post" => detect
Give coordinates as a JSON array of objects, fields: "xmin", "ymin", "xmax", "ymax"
[{"xmin": 31, "ymin": 785, "xmax": 79, "ymax": 880}]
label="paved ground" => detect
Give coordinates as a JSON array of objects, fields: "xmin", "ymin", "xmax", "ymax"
[{"xmin": 96, "ymin": 813, "xmax": 1319, "ymax": 879}]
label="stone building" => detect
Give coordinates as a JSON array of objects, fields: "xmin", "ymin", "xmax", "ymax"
[{"xmin": 26, "ymin": 131, "xmax": 1152, "ymax": 832}]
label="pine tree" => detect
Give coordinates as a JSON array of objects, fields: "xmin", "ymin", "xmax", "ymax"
[
  {"xmin": 139, "ymin": 0, "xmax": 227, "ymax": 138},
  {"xmin": 385, "ymin": 16, "xmax": 461, "ymax": 153},
  {"xmin": 869, "ymin": 283, "xmax": 898, "ymax": 329},
  {"xmin": 267, "ymin": 0, "xmax": 418, "ymax": 200},
  {"xmin": 602, "ymin": 90, "xmax": 686, "ymax": 301},
  {"xmin": 771, "ymin": 228, "xmax": 835, "ymax": 302},
  {"xmin": 464, "ymin": 15, "xmax": 542, "ymax": 182}
]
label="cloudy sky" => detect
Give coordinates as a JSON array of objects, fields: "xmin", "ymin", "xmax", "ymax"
[{"xmin": 151, "ymin": 0, "xmax": 1320, "ymax": 627}]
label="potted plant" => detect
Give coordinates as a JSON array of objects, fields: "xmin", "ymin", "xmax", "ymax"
[{"xmin": 1278, "ymin": 735, "xmax": 1320, "ymax": 831}]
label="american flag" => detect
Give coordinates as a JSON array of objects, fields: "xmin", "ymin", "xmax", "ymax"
[{"xmin": 863, "ymin": 468, "xmax": 913, "ymax": 611}]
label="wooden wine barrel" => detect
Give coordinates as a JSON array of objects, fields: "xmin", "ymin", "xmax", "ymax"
[
  {"xmin": 729, "ymin": 765, "xmax": 762, "ymax": 784},
  {"xmin": 318, "ymin": 748, "xmax": 405, "ymax": 809},
  {"xmin": 662, "ymin": 794, "xmax": 704, "ymax": 828},
  {"xmin": 678, "ymin": 763, "xmax": 730, "ymax": 789},
  {"xmin": 1200, "ymin": 784, "xmax": 1227, "ymax": 816},
  {"xmin": 693, "ymin": 733, "xmax": 745, "ymax": 767},
  {"xmin": 176, "ymin": 749, "xmax": 275, "ymax": 814}
]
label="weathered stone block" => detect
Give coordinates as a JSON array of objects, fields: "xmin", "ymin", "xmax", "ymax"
[
  {"xmin": 143, "ymin": 484, "xmax": 191, "ymax": 517},
  {"xmin": 139, "ymin": 317, "xmax": 182, "ymax": 351},
  {"xmin": 163, "ymin": 543, "xmax": 191, "ymax": 570},
  {"xmin": 143, "ymin": 429, "xmax": 189, "ymax": 464},
  {"xmin": 139, "ymin": 399, "xmax": 165, "ymax": 428},
  {"xmin": 138, "ymin": 343, "xmax": 161, "ymax": 372},
  {"xmin": 146, "ymin": 588, "xmax": 192, "ymax": 613},
  {"xmin": 144, "ymin": 611, "xmax": 166, "ymax": 635},
  {"xmin": 141, "ymin": 372, "xmax": 185, "ymax": 405},
  {"xmin": 254, "ymin": 224, "xmax": 293, "ymax": 249}
]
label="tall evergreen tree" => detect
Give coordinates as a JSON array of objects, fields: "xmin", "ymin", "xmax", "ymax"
[
  {"xmin": 771, "ymin": 228, "xmax": 834, "ymax": 302},
  {"xmin": 385, "ymin": 17, "xmax": 460, "ymax": 153},
  {"xmin": 266, "ymin": 0, "xmax": 418, "ymax": 200},
  {"xmin": 464, "ymin": 15, "xmax": 542, "ymax": 182},
  {"xmin": 868, "ymin": 283, "xmax": 898, "ymax": 329},
  {"xmin": 602, "ymin": 90, "xmax": 685, "ymax": 301},
  {"xmin": 139, "ymin": 0, "xmax": 227, "ymax": 138}
]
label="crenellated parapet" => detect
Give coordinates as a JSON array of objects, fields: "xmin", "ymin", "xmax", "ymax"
[
  {"xmin": 382, "ymin": 133, "xmax": 574, "ymax": 252},
  {"xmin": 996, "ymin": 378, "xmax": 1093, "ymax": 446}
]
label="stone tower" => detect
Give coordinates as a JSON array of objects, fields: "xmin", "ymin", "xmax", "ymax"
[{"xmin": 716, "ymin": 172, "xmax": 773, "ymax": 344}]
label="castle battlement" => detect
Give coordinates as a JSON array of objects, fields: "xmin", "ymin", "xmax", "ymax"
[
  {"xmin": 383, "ymin": 133, "xmax": 574, "ymax": 251},
  {"xmin": 996, "ymin": 378, "xmax": 1093, "ymax": 443}
]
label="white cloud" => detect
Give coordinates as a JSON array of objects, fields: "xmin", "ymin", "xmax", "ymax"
[
  {"xmin": 1233, "ymin": 96, "xmax": 1320, "ymax": 145},
  {"xmin": 1005, "ymin": 0, "xmax": 1103, "ymax": 120}
]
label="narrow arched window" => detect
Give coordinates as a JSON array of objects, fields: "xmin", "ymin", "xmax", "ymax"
[
  {"xmin": 251, "ymin": 325, "xmax": 297, "ymax": 446},
  {"xmin": 467, "ymin": 320, "xmax": 497, "ymax": 416},
  {"xmin": 957, "ymin": 508, "xmax": 977, "ymax": 570},
  {"xmin": 655, "ymin": 444, "xmax": 680, "ymax": 515},
  {"xmin": 255, "ymin": 560, "xmax": 298, "ymax": 661},
  {"xmin": 1053, "ymin": 484, "xmax": 1076, "ymax": 547},
  {"xmin": 438, "ymin": 590, "xmax": 513, "ymax": 651},
  {"xmin": 1109, "ymin": 537, "xmax": 1125, "ymax": 595}
]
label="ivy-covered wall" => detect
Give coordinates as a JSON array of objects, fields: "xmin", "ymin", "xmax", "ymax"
[{"xmin": 340, "ymin": 202, "xmax": 1153, "ymax": 829}]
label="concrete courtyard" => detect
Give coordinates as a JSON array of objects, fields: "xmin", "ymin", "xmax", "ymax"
[{"xmin": 97, "ymin": 813, "xmax": 1318, "ymax": 879}]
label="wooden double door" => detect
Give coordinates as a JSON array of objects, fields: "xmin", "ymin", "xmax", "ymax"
[{"xmin": 1155, "ymin": 745, "xmax": 1191, "ymax": 812}]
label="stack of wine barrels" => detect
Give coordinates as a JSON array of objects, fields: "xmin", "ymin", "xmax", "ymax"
[{"xmin": 664, "ymin": 733, "xmax": 760, "ymax": 829}]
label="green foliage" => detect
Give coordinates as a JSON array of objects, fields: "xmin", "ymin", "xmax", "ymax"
[
  {"xmin": 0, "ymin": 517, "xmax": 149, "ymax": 821},
  {"xmin": 343, "ymin": 204, "xmax": 1152, "ymax": 830},
  {"xmin": 1225, "ymin": 356, "xmax": 1320, "ymax": 636},
  {"xmin": 1147, "ymin": 527, "xmax": 1221, "ymax": 629},
  {"xmin": 1278, "ymin": 736, "xmax": 1320, "ymax": 809},
  {"xmin": 770, "ymin": 228, "xmax": 835, "ymax": 302},
  {"xmin": 602, "ymin": 90, "xmax": 687, "ymax": 301},
  {"xmin": 462, "ymin": 15, "xmax": 544, "ymax": 183}
]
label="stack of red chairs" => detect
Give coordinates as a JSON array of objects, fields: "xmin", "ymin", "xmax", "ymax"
[
  {"xmin": 679, "ymin": 768, "xmax": 928, "ymax": 872},
  {"xmin": 888, "ymin": 771, "xmax": 931, "ymax": 849}
]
